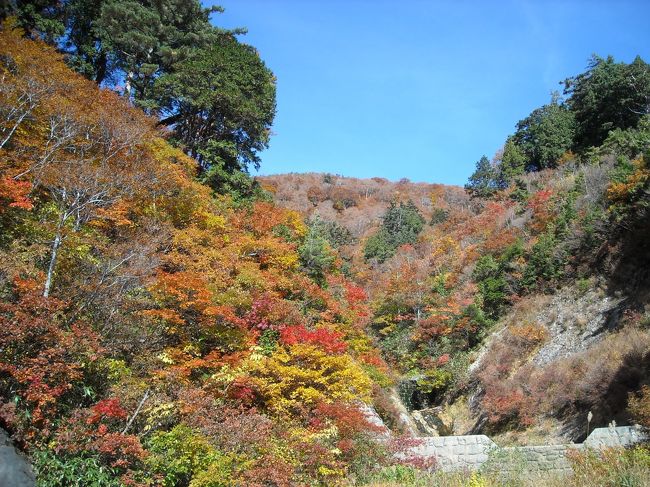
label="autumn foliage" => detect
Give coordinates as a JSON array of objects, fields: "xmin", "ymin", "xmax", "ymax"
[
  {"xmin": 2, "ymin": 13, "xmax": 650, "ymax": 485},
  {"xmin": 0, "ymin": 24, "xmax": 390, "ymax": 485}
]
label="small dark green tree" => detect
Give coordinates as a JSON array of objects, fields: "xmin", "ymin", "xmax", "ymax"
[
  {"xmin": 430, "ymin": 208, "xmax": 449, "ymax": 225},
  {"xmin": 307, "ymin": 216, "xmax": 353, "ymax": 248},
  {"xmin": 465, "ymin": 155, "xmax": 500, "ymax": 198},
  {"xmin": 473, "ymin": 255, "xmax": 508, "ymax": 320},
  {"xmin": 299, "ymin": 220, "xmax": 337, "ymax": 286},
  {"xmin": 522, "ymin": 229, "xmax": 561, "ymax": 290},
  {"xmin": 364, "ymin": 200, "xmax": 425, "ymax": 263},
  {"xmin": 363, "ymin": 232, "xmax": 393, "ymax": 263},
  {"xmin": 599, "ymin": 115, "xmax": 650, "ymax": 159},
  {"xmin": 497, "ymin": 138, "xmax": 527, "ymax": 187}
]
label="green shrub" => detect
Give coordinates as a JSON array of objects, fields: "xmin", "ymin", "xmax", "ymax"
[
  {"xmin": 416, "ymin": 368, "xmax": 453, "ymax": 395},
  {"xmin": 364, "ymin": 200, "xmax": 425, "ymax": 263},
  {"xmin": 523, "ymin": 229, "xmax": 562, "ymax": 290},
  {"xmin": 569, "ymin": 446, "xmax": 650, "ymax": 487},
  {"xmin": 580, "ymin": 206, "xmax": 607, "ymax": 248},
  {"xmin": 362, "ymin": 464, "xmax": 432, "ymax": 486},
  {"xmin": 33, "ymin": 450, "xmax": 122, "ymax": 487},
  {"xmin": 188, "ymin": 455, "xmax": 240, "ymax": 487},
  {"xmin": 307, "ymin": 215, "xmax": 354, "ymax": 248},
  {"xmin": 473, "ymin": 255, "xmax": 508, "ymax": 319},
  {"xmin": 258, "ymin": 329, "xmax": 280, "ymax": 355},
  {"xmin": 298, "ymin": 221, "xmax": 337, "ymax": 286},
  {"xmin": 430, "ymin": 208, "xmax": 449, "ymax": 225},
  {"xmin": 576, "ymin": 277, "xmax": 592, "ymax": 295},
  {"xmin": 146, "ymin": 424, "xmax": 236, "ymax": 487}
]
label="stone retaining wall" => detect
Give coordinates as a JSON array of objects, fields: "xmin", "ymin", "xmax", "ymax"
[
  {"xmin": 495, "ymin": 444, "xmax": 583, "ymax": 473},
  {"xmin": 584, "ymin": 425, "xmax": 647, "ymax": 448},
  {"xmin": 405, "ymin": 435, "xmax": 496, "ymax": 470},
  {"xmin": 403, "ymin": 425, "xmax": 647, "ymax": 473}
]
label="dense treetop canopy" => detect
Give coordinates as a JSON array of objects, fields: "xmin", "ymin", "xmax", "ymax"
[
  {"xmin": 2, "ymin": 0, "xmax": 276, "ymax": 197},
  {"xmin": 466, "ymin": 54, "xmax": 650, "ymax": 198},
  {"xmin": 565, "ymin": 55, "xmax": 650, "ymax": 150}
]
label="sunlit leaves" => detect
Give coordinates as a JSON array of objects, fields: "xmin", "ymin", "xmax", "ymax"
[
  {"xmin": 248, "ymin": 344, "xmax": 372, "ymax": 417},
  {"xmin": 0, "ymin": 284, "xmax": 103, "ymax": 439},
  {"xmin": 0, "ymin": 24, "xmax": 403, "ymax": 485}
]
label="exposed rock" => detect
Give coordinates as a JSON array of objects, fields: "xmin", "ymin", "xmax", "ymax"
[
  {"xmin": 357, "ymin": 403, "xmax": 391, "ymax": 439},
  {"xmin": 468, "ymin": 327, "xmax": 507, "ymax": 375},
  {"xmin": 397, "ymin": 376, "xmax": 443, "ymax": 412},
  {"xmin": 411, "ymin": 410, "xmax": 439, "ymax": 436},
  {"xmin": 583, "ymin": 424, "xmax": 647, "ymax": 448},
  {"xmin": 386, "ymin": 388, "xmax": 421, "ymax": 437},
  {"xmin": 532, "ymin": 285, "xmax": 626, "ymax": 366},
  {"xmin": 411, "ymin": 407, "xmax": 453, "ymax": 436},
  {"xmin": 0, "ymin": 429, "xmax": 35, "ymax": 487},
  {"xmin": 461, "ymin": 283, "xmax": 634, "ymax": 441}
]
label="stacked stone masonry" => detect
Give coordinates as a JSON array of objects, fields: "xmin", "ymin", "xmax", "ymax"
[
  {"xmin": 403, "ymin": 426, "xmax": 647, "ymax": 473},
  {"xmin": 584, "ymin": 425, "xmax": 647, "ymax": 448},
  {"xmin": 407, "ymin": 435, "xmax": 496, "ymax": 470},
  {"xmin": 496, "ymin": 445, "xmax": 583, "ymax": 473}
]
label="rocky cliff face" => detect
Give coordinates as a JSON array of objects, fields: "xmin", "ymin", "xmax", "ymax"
[
  {"xmin": 465, "ymin": 281, "xmax": 648, "ymax": 443},
  {"xmin": 389, "ymin": 279, "xmax": 648, "ymax": 444},
  {"xmin": 530, "ymin": 284, "xmax": 625, "ymax": 366}
]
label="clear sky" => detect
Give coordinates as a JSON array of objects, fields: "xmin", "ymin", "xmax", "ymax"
[{"xmin": 210, "ymin": 0, "xmax": 650, "ymax": 186}]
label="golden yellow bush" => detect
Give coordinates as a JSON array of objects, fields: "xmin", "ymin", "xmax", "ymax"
[{"xmin": 248, "ymin": 344, "xmax": 372, "ymax": 417}]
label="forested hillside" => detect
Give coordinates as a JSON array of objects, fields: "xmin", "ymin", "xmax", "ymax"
[
  {"xmin": 1, "ymin": 2, "xmax": 650, "ymax": 486},
  {"xmin": 261, "ymin": 57, "xmax": 650, "ymax": 445},
  {"xmin": 0, "ymin": 9, "xmax": 402, "ymax": 486}
]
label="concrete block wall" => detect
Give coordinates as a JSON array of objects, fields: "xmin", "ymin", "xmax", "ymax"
[
  {"xmin": 402, "ymin": 426, "xmax": 647, "ymax": 473},
  {"xmin": 407, "ymin": 435, "xmax": 496, "ymax": 471},
  {"xmin": 584, "ymin": 425, "xmax": 647, "ymax": 448},
  {"xmin": 494, "ymin": 444, "xmax": 584, "ymax": 473}
]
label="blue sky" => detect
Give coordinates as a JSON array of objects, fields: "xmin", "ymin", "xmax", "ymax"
[{"xmin": 210, "ymin": 1, "xmax": 650, "ymax": 186}]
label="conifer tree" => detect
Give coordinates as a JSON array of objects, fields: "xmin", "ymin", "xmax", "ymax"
[
  {"xmin": 465, "ymin": 155, "xmax": 499, "ymax": 197},
  {"xmin": 513, "ymin": 94, "xmax": 575, "ymax": 170},
  {"xmin": 565, "ymin": 55, "xmax": 650, "ymax": 150}
]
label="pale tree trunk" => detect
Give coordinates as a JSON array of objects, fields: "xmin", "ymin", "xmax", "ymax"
[
  {"xmin": 125, "ymin": 71, "xmax": 134, "ymax": 98},
  {"xmin": 43, "ymin": 223, "xmax": 64, "ymax": 298},
  {"xmin": 0, "ymin": 111, "xmax": 29, "ymax": 150}
]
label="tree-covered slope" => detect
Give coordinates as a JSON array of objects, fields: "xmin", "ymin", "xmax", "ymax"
[
  {"xmin": 0, "ymin": 22, "xmax": 405, "ymax": 486},
  {"xmin": 262, "ymin": 56, "xmax": 650, "ymax": 446},
  {"xmin": 1, "ymin": 3, "xmax": 650, "ymax": 485}
]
